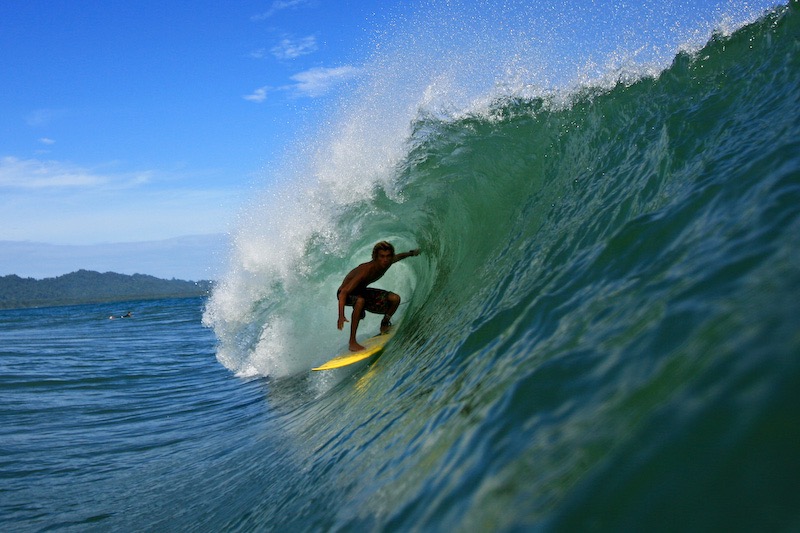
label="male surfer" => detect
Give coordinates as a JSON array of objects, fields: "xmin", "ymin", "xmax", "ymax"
[{"xmin": 337, "ymin": 241, "xmax": 420, "ymax": 351}]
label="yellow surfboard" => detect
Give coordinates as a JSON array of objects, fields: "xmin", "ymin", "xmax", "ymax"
[{"xmin": 312, "ymin": 332, "xmax": 395, "ymax": 371}]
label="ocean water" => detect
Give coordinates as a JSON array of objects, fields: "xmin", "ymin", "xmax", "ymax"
[{"xmin": 3, "ymin": 2, "xmax": 800, "ymax": 531}]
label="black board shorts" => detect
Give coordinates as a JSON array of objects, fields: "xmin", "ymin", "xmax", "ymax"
[{"xmin": 337, "ymin": 288, "xmax": 391, "ymax": 314}]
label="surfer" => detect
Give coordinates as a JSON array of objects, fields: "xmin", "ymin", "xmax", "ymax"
[{"xmin": 337, "ymin": 241, "xmax": 420, "ymax": 351}]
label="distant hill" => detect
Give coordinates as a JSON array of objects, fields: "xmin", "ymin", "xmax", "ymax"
[
  {"xmin": 0, "ymin": 235, "xmax": 226, "ymax": 281},
  {"xmin": 0, "ymin": 270, "xmax": 214, "ymax": 310}
]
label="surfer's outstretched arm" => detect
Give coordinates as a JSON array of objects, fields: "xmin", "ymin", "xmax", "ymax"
[{"xmin": 392, "ymin": 249, "xmax": 420, "ymax": 264}]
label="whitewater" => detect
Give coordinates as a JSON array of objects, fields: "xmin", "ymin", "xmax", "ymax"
[{"xmin": 2, "ymin": 1, "xmax": 798, "ymax": 531}]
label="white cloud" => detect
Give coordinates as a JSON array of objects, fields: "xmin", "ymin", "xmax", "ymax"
[
  {"xmin": 251, "ymin": 0, "xmax": 314, "ymax": 21},
  {"xmin": 25, "ymin": 108, "xmax": 66, "ymax": 127},
  {"xmin": 243, "ymin": 86, "xmax": 269, "ymax": 103},
  {"xmin": 271, "ymin": 35, "xmax": 318, "ymax": 60},
  {"xmin": 39, "ymin": 137, "xmax": 56, "ymax": 145},
  {"xmin": 0, "ymin": 174, "xmax": 242, "ymax": 246},
  {"xmin": 288, "ymin": 66, "xmax": 361, "ymax": 97},
  {"xmin": 0, "ymin": 156, "xmax": 106, "ymax": 188},
  {"xmin": 0, "ymin": 155, "xmax": 244, "ymax": 251},
  {"xmin": 0, "ymin": 156, "xmax": 151, "ymax": 189}
]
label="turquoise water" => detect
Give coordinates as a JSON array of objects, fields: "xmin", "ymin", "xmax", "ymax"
[{"xmin": 4, "ymin": 3, "xmax": 800, "ymax": 531}]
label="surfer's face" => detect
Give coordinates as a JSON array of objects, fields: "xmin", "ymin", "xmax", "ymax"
[{"xmin": 376, "ymin": 250, "xmax": 393, "ymax": 268}]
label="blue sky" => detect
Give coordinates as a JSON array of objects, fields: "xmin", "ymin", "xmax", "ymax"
[
  {"xmin": 0, "ymin": 0, "xmax": 780, "ymax": 280},
  {"xmin": 0, "ymin": 0, "xmax": 392, "ymax": 278}
]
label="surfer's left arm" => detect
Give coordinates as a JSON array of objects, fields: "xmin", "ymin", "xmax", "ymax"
[{"xmin": 393, "ymin": 249, "xmax": 420, "ymax": 263}]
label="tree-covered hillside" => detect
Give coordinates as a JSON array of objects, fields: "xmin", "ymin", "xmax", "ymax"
[{"xmin": 0, "ymin": 270, "xmax": 213, "ymax": 309}]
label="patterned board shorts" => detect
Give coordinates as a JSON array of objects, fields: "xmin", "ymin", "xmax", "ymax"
[{"xmin": 337, "ymin": 288, "xmax": 392, "ymax": 314}]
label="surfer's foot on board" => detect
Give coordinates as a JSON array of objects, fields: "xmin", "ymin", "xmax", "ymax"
[
  {"xmin": 380, "ymin": 317, "xmax": 392, "ymax": 334},
  {"xmin": 349, "ymin": 341, "xmax": 366, "ymax": 352}
]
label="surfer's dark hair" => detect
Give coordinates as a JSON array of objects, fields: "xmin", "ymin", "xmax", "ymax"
[{"xmin": 372, "ymin": 241, "xmax": 395, "ymax": 259}]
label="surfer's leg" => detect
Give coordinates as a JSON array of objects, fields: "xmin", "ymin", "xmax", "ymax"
[
  {"xmin": 381, "ymin": 292, "xmax": 401, "ymax": 333},
  {"xmin": 349, "ymin": 297, "xmax": 367, "ymax": 351}
]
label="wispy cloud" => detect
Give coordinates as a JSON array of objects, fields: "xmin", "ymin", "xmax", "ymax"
[
  {"xmin": 244, "ymin": 66, "xmax": 360, "ymax": 103},
  {"xmin": 0, "ymin": 186, "xmax": 240, "ymax": 248},
  {"xmin": 25, "ymin": 108, "xmax": 67, "ymax": 127},
  {"xmin": 0, "ymin": 156, "xmax": 151, "ymax": 189},
  {"xmin": 39, "ymin": 138, "xmax": 56, "ymax": 145},
  {"xmin": 243, "ymin": 86, "xmax": 269, "ymax": 103},
  {"xmin": 251, "ymin": 0, "xmax": 314, "ymax": 21},
  {"xmin": 0, "ymin": 157, "xmax": 243, "ymax": 246},
  {"xmin": 271, "ymin": 35, "xmax": 318, "ymax": 60},
  {"xmin": 287, "ymin": 66, "xmax": 361, "ymax": 97}
]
